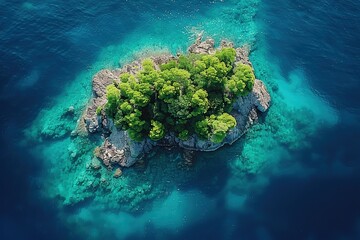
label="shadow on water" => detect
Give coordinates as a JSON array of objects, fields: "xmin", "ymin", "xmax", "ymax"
[
  {"xmin": 130, "ymin": 123, "xmax": 360, "ymax": 240},
  {"xmin": 180, "ymin": 147, "xmax": 234, "ymax": 196},
  {"xmin": 128, "ymin": 145, "xmax": 235, "ymax": 198}
]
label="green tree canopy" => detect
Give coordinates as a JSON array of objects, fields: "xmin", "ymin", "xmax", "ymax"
[{"xmin": 104, "ymin": 47, "xmax": 255, "ymax": 142}]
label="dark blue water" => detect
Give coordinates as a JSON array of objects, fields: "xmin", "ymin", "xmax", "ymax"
[
  {"xmin": 263, "ymin": 0, "xmax": 360, "ymax": 111},
  {"xmin": 1, "ymin": 0, "xmax": 360, "ymax": 239}
]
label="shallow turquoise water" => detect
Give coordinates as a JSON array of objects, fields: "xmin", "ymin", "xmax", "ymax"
[{"xmin": 1, "ymin": 0, "xmax": 360, "ymax": 239}]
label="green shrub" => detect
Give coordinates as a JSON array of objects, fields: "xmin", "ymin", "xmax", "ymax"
[
  {"xmin": 215, "ymin": 47, "xmax": 236, "ymax": 67},
  {"xmin": 227, "ymin": 64, "xmax": 255, "ymax": 96},
  {"xmin": 104, "ymin": 84, "xmax": 120, "ymax": 118},
  {"xmin": 96, "ymin": 106, "xmax": 103, "ymax": 115},
  {"xmin": 178, "ymin": 130, "xmax": 190, "ymax": 141},
  {"xmin": 149, "ymin": 120, "xmax": 165, "ymax": 141}
]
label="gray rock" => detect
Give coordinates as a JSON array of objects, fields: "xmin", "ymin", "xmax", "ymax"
[
  {"xmin": 91, "ymin": 157, "xmax": 101, "ymax": 170},
  {"xmin": 84, "ymin": 117, "xmax": 99, "ymax": 133},
  {"xmin": 70, "ymin": 130, "xmax": 77, "ymax": 137},
  {"xmin": 151, "ymin": 55, "xmax": 176, "ymax": 69},
  {"xmin": 188, "ymin": 34, "xmax": 215, "ymax": 54},
  {"xmin": 92, "ymin": 69, "xmax": 122, "ymax": 98},
  {"xmin": 252, "ymin": 80, "xmax": 271, "ymax": 112},
  {"xmin": 220, "ymin": 40, "xmax": 234, "ymax": 49},
  {"xmin": 68, "ymin": 106, "xmax": 75, "ymax": 114},
  {"xmin": 113, "ymin": 168, "xmax": 122, "ymax": 178},
  {"xmin": 235, "ymin": 46, "xmax": 252, "ymax": 66},
  {"xmin": 95, "ymin": 122, "xmax": 156, "ymax": 167},
  {"xmin": 97, "ymin": 139, "xmax": 125, "ymax": 167}
]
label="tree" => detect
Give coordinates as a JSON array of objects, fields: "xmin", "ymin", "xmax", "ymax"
[
  {"xmin": 141, "ymin": 58, "xmax": 156, "ymax": 73},
  {"xmin": 227, "ymin": 64, "xmax": 255, "ymax": 96},
  {"xmin": 178, "ymin": 130, "xmax": 189, "ymax": 141},
  {"xmin": 130, "ymin": 91, "xmax": 149, "ymax": 107},
  {"xmin": 168, "ymin": 94, "xmax": 192, "ymax": 120},
  {"xmin": 119, "ymin": 101, "xmax": 133, "ymax": 114},
  {"xmin": 128, "ymin": 129, "xmax": 144, "ymax": 142},
  {"xmin": 159, "ymin": 84, "xmax": 177, "ymax": 102},
  {"xmin": 149, "ymin": 120, "xmax": 165, "ymax": 141},
  {"xmin": 191, "ymin": 89, "xmax": 209, "ymax": 116},
  {"xmin": 209, "ymin": 113, "xmax": 236, "ymax": 143},
  {"xmin": 160, "ymin": 60, "xmax": 178, "ymax": 71},
  {"xmin": 195, "ymin": 119, "xmax": 210, "ymax": 139},
  {"xmin": 195, "ymin": 113, "xmax": 236, "ymax": 143},
  {"xmin": 178, "ymin": 55, "xmax": 193, "ymax": 72},
  {"xmin": 215, "ymin": 47, "xmax": 236, "ymax": 68}
]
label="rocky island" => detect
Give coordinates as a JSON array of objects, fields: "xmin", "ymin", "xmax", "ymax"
[{"xmin": 81, "ymin": 36, "xmax": 271, "ymax": 169}]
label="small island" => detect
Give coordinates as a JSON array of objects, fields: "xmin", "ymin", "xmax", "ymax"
[{"xmin": 82, "ymin": 36, "xmax": 270, "ymax": 169}]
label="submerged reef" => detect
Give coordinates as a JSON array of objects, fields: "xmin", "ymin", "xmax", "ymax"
[{"xmin": 81, "ymin": 36, "xmax": 271, "ymax": 168}]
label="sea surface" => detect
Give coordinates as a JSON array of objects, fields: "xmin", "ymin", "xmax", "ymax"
[{"xmin": 1, "ymin": 0, "xmax": 360, "ymax": 239}]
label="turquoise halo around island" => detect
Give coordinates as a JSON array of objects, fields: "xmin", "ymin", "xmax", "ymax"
[{"xmin": 24, "ymin": 0, "xmax": 338, "ymax": 238}]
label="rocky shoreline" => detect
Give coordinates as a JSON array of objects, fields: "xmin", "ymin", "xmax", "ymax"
[{"xmin": 81, "ymin": 36, "xmax": 271, "ymax": 168}]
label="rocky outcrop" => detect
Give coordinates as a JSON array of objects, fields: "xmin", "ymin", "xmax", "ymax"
[
  {"xmin": 81, "ymin": 36, "xmax": 271, "ymax": 168},
  {"xmin": 97, "ymin": 139, "xmax": 125, "ymax": 167},
  {"xmin": 102, "ymin": 125, "xmax": 155, "ymax": 167},
  {"xmin": 188, "ymin": 35, "xmax": 215, "ymax": 54},
  {"xmin": 113, "ymin": 168, "xmax": 122, "ymax": 178},
  {"xmin": 83, "ymin": 69, "xmax": 121, "ymax": 133}
]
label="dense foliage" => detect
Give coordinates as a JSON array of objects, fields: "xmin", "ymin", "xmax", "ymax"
[{"xmin": 104, "ymin": 48, "xmax": 255, "ymax": 143}]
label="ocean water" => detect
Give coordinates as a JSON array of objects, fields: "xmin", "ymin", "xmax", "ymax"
[{"xmin": 1, "ymin": 0, "xmax": 360, "ymax": 239}]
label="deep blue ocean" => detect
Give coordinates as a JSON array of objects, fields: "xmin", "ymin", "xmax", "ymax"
[{"xmin": 1, "ymin": 0, "xmax": 360, "ymax": 239}]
